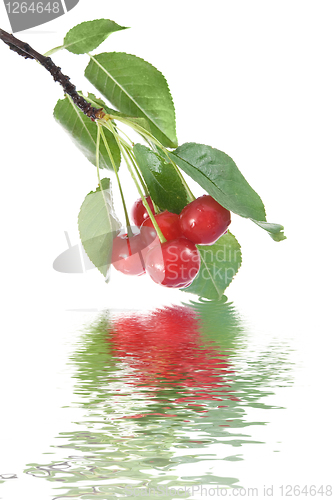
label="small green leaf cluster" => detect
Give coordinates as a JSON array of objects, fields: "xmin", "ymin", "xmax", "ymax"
[{"xmin": 49, "ymin": 19, "xmax": 286, "ymax": 299}]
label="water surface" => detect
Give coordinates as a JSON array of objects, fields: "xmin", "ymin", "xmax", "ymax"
[{"xmin": 16, "ymin": 298, "xmax": 295, "ymax": 499}]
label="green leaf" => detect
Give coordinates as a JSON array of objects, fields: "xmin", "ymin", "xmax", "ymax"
[
  {"xmin": 53, "ymin": 95, "xmax": 121, "ymax": 171},
  {"xmin": 78, "ymin": 178, "xmax": 121, "ymax": 278},
  {"xmin": 133, "ymin": 144, "xmax": 190, "ymax": 213},
  {"xmin": 170, "ymin": 143, "xmax": 266, "ymax": 220},
  {"xmin": 181, "ymin": 232, "xmax": 242, "ymax": 300},
  {"xmin": 85, "ymin": 52, "xmax": 177, "ymax": 148},
  {"xmin": 170, "ymin": 143, "xmax": 286, "ymax": 241},
  {"xmin": 251, "ymin": 220, "xmax": 286, "ymax": 241},
  {"xmin": 63, "ymin": 19, "xmax": 128, "ymax": 55}
]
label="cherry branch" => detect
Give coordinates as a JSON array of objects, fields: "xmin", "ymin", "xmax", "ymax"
[{"xmin": 0, "ymin": 28, "xmax": 105, "ymax": 121}]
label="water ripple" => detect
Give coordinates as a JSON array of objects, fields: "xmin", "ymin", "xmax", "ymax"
[{"xmin": 24, "ymin": 299, "xmax": 294, "ymax": 498}]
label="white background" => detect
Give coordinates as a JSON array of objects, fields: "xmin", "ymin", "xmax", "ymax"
[{"xmin": 0, "ymin": 1, "xmax": 333, "ymax": 499}]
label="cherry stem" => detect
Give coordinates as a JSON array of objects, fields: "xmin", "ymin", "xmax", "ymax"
[
  {"xmin": 102, "ymin": 120, "xmax": 166, "ymax": 244},
  {"xmin": 99, "ymin": 125, "xmax": 132, "ymax": 237},
  {"xmin": 172, "ymin": 163, "xmax": 196, "ymax": 202},
  {"xmin": 108, "ymin": 115, "xmax": 196, "ymax": 202},
  {"xmin": 77, "ymin": 92, "xmax": 195, "ymax": 204},
  {"xmin": 95, "ymin": 124, "xmax": 117, "ymax": 233},
  {"xmin": 121, "ymin": 144, "xmax": 166, "ymax": 243},
  {"xmin": 119, "ymin": 139, "xmax": 149, "ymax": 196},
  {"xmin": 96, "ymin": 124, "xmax": 102, "ymax": 189}
]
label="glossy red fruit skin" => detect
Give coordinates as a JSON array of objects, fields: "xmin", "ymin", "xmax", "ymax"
[
  {"xmin": 111, "ymin": 226, "xmax": 159, "ymax": 276},
  {"xmin": 145, "ymin": 237, "xmax": 201, "ymax": 288},
  {"xmin": 131, "ymin": 196, "xmax": 155, "ymax": 226},
  {"xmin": 111, "ymin": 233, "xmax": 147, "ymax": 276},
  {"xmin": 141, "ymin": 211, "xmax": 183, "ymax": 243},
  {"xmin": 179, "ymin": 195, "xmax": 231, "ymax": 245}
]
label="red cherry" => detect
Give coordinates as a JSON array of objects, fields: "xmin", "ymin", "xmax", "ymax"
[
  {"xmin": 141, "ymin": 211, "xmax": 183, "ymax": 243},
  {"xmin": 111, "ymin": 232, "xmax": 148, "ymax": 276},
  {"xmin": 145, "ymin": 237, "xmax": 200, "ymax": 288},
  {"xmin": 111, "ymin": 227, "xmax": 159, "ymax": 276},
  {"xmin": 179, "ymin": 195, "xmax": 231, "ymax": 245},
  {"xmin": 131, "ymin": 196, "xmax": 155, "ymax": 226}
]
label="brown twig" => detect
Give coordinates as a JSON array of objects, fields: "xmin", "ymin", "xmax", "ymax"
[{"xmin": 0, "ymin": 28, "xmax": 105, "ymax": 121}]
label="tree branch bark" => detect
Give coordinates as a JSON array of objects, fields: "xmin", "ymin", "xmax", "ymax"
[{"xmin": 0, "ymin": 28, "xmax": 105, "ymax": 121}]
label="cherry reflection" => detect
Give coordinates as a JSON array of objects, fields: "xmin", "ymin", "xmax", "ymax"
[{"xmin": 108, "ymin": 303, "xmax": 240, "ymax": 414}]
